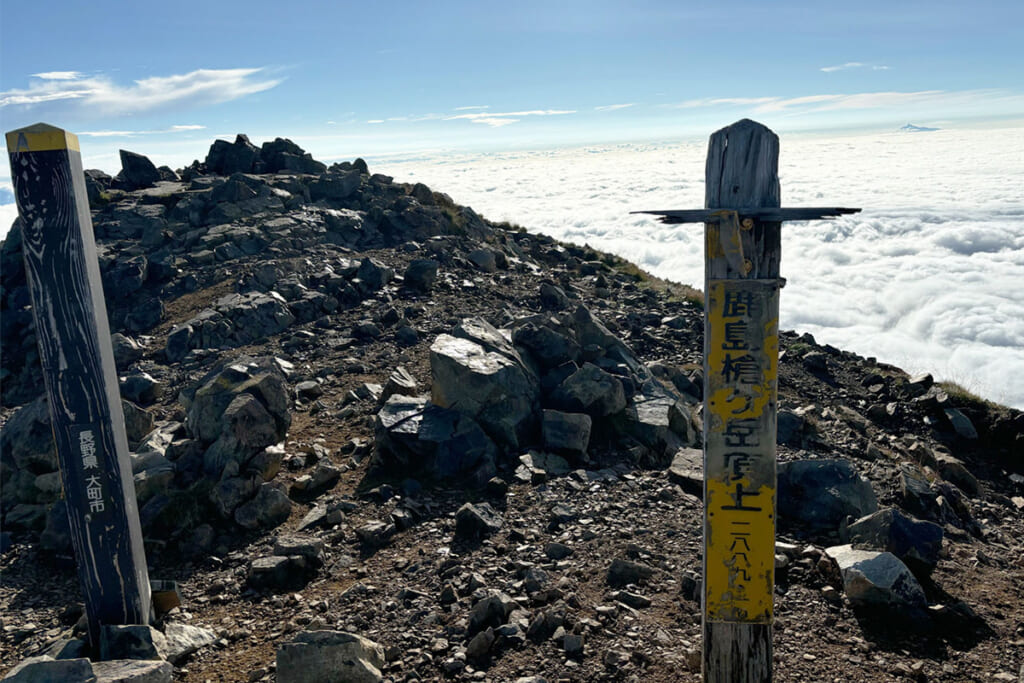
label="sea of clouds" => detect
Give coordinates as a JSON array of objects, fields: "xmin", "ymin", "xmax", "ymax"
[
  {"xmin": 1, "ymin": 126, "xmax": 1021, "ymax": 409},
  {"xmin": 376, "ymin": 127, "xmax": 1024, "ymax": 410}
]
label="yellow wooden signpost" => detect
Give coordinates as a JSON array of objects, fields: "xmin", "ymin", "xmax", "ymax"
[{"xmin": 636, "ymin": 119, "xmax": 858, "ymax": 681}]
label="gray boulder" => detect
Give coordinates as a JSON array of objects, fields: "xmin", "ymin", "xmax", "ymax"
[
  {"xmin": 92, "ymin": 660, "xmax": 172, "ymax": 682},
  {"xmin": 380, "ymin": 367, "xmax": 418, "ymax": 403},
  {"xmin": 512, "ymin": 319, "xmax": 580, "ymax": 369},
  {"xmin": 607, "ymin": 558, "xmax": 656, "ymax": 586},
  {"xmin": 355, "ymin": 258, "xmax": 393, "ymax": 293},
  {"xmin": 260, "ymin": 138, "xmax": 326, "ymax": 174},
  {"xmin": 467, "ymin": 590, "xmax": 516, "ymax": 635},
  {"xmin": 550, "ymin": 363, "xmax": 626, "ymax": 418},
  {"xmin": 121, "ymin": 400, "xmax": 154, "ymax": 446},
  {"xmin": 210, "ymin": 175, "xmax": 257, "ymax": 203},
  {"xmin": 539, "ymin": 283, "xmax": 571, "ymax": 310},
  {"xmin": 468, "ymin": 248, "xmax": 497, "ymax": 273},
  {"xmin": 248, "ymin": 555, "xmax": 299, "ymax": 592},
  {"xmin": 274, "ymin": 534, "xmax": 326, "ymax": 569},
  {"xmin": 0, "ymin": 656, "xmax": 94, "ymax": 682},
  {"xmin": 120, "ymin": 371, "xmax": 163, "ymax": 406},
  {"xmin": 118, "ymin": 150, "xmax": 160, "ymax": 189},
  {"xmin": 668, "ymin": 448, "xmax": 703, "ymax": 497},
  {"xmin": 132, "ymin": 456, "xmax": 175, "ymax": 505},
  {"xmin": 622, "ymin": 391, "xmax": 688, "ymax": 464},
  {"xmin": 205, "ymin": 135, "xmax": 260, "ymax": 175},
  {"xmin": 42, "ymin": 637, "xmax": 88, "ymax": 660},
  {"xmin": 403, "ymin": 259, "xmax": 439, "ymax": 292},
  {"xmin": 111, "ymin": 333, "xmax": 145, "ymax": 369},
  {"xmin": 825, "ymin": 544, "xmax": 927, "ymax": 609},
  {"xmin": 309, "ymin": 170, "xmax": 362, "ymax": 202},
  {"xmin": 39, "ymin": 502, "xmax": 70, "ymax": 550},
  {"xmin": 541, "ymin": 410, "xmax": 591, "ymax": 457},
  {"xmin": 454, "ymin": 502, "xmax": 503, "ymax": 539},
  {"xmin": 430, "ymin": 331, "xmax": 538, "ymax": 450},
  {"xmin": 216, "ymin": 292, "xmax": 296, "ymax": 343},
  {"xmin": 374, "ymin": 395, "xmax": 498, "ymax": 481},
  {"xmin": 289, "ymin": 463, "xmax": 341, "ymax": 502},
  {"xmin": 234, "ymin": 484, "xmax": 292, "ymax": 530},
  {"xmin": 776, "ymin": 409, "xmax": 807, "ymax": 447},
  {"xmin": 465, "ymin": 628, "xmax": 495, "ymax": 660},
  {"xmin": 276, "ymin": 631, "xmax": 385, "ymax": 683},
  {"xmin": 517, "ymin": 451, "xmax": 571, "ymax": 482},
  {"xmin": 943, "ymin": 408, "xmax": 978, "ymax": 440},
  {"xmin": 778, "ymin": 458, "xmax": 878, "ymax": 532},
  {"xmin": 899, "ymin": 464, "xmax": 937, "ymax": 518},
  {"xmin": 571, "ymin": 305, "xmax": 641, "ymax": 372},
  {"xmin": 1, "ymin": 396, "xmax": 57, "ymax": 476},
  {"xmin": 185, "ymin": 357, "xmax": 290, "ymax": 470},
  {"xmin": 417, "ymin": 405, "xmax": 497, "ymax": 480},
  {"xmin": 848, "ymin": 507, "xmax": 943, "ymax": 576},
  {"xmin": 210, "ymin": 475, "xmax": 259, "ymax": 519},
  {"xmin": 161, "ymin": 623, "xmax": 217, "ymax": 665},
  {"xmin": 934, "ymin": 452, "xmax": 980, "ymax": 496}
]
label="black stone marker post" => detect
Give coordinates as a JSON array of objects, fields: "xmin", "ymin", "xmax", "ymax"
[
  {"xmin": 6, "ymin": 123, "xmax": 151, "ymax": 646},
  {"xmin": 635, "ymin": 119, "xmax": 859, "ymax": 681}
]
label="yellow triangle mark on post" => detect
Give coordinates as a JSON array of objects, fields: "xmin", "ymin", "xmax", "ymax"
[{"xmin": 5, "ymin": 123, "xmax": 80, "ymax": 153}]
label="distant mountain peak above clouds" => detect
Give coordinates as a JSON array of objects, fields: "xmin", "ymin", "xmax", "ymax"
[{"xmin": 899, "ymin": 123, "xmax": 941, "ymax": 132}]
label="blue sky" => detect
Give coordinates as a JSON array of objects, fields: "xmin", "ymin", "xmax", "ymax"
[{"xmin": 2, "ymin": 0, "xmax": 1024, "ymax": 170}]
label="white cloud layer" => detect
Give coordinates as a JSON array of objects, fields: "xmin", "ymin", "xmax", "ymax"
[
  {"xmin": 379, "ymin": 127, "xmax": 1024, "ymax": 409},
  {"xmin": 1, "ymin": 68, "xmax": 281, "ymax": 114},
  {"xmin": 2, "ymin": 126, "xmax": 1021, "ymax": 409}
]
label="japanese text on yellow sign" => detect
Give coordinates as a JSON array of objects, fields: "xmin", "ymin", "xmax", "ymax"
[{"xmin": 705, "ymin": 280, "xmax": 779, "ymax": 624}]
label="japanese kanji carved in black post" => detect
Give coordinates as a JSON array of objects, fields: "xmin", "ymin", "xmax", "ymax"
[{"xmin": 6, "ymin": 123, "xmax": 151, "ymax": 647}]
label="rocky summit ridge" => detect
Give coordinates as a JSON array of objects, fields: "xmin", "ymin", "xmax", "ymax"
[{"xmin": 1, "ymin": 135, "xmax": 1022, "ymax": 682}]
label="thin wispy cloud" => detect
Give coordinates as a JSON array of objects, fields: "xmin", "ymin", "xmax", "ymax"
[
  {"xmin": 671, "ymin": 89, "xmax": 1022, "ymax": 115},
  {"xmin": 445, "ymin": 109, "xmax": 576, "ymax": 127},
  {"xmin": 821, "ymin": 62, "xmax": 891, "ymax": 73},
  {"xmin": 1, "ymin": 68, "xmax": 282, "ymax": 115},
  {"xmin": 595, "ymin": 103, "xmax": 635, "ymax": 111},
  {"xmin": 467, "ymin": 117, "xmax": 520, "ymax": 128},
  {"xmin": 453, "ymin": 105, "xmax": 489, "ymax": 111},
  {"xmin": 31, "ymin": 71, "xmax": 84, "ymax": 81},
  {"xmin": 386, "ymin": 114, "xmax": 446, "ymax": 123},
  {"xmin": 672, "ymin": 96, "xmax": 777, "ymax": 108},
  {"xmin": 821, "ymin": 62, "xmax": 865, "ymax": 73},
  {"xmin": 78, "ymin": 125, "xmax": 207, "ymax": 138}
]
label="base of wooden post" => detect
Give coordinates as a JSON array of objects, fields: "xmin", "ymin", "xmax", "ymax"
[{"xmin": 704, "ymin": 622, "xmax": 772, "ymax": 682}]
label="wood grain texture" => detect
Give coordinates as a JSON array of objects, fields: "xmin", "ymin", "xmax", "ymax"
[
  {"xmin": 702, "ymin": 120, "xmax": 780, "ymax": 682},
  {"xmin": 9, "ymin": 136, "xmax": 151, "ymax": 646}
]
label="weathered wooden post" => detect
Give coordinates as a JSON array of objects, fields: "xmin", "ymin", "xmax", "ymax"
[
  {"xmin": 635, "ymin": 119, "xmax": 858, "ymax": 681},
  {"xmin": 6, "ymin": 123, "xmax": 151, "ymax": 646}
]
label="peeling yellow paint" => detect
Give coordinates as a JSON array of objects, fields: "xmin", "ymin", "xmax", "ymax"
[
  {"xmin": 705, "ymin": 478, "xmax": 775, "ymax": 623},
  {"xmin": 704, "ymin": 277, "xmax": 779, "ymax": 624},
  {"xmin": 706, "ymin": 281, "xmax": 779, "ymax": 430}
]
